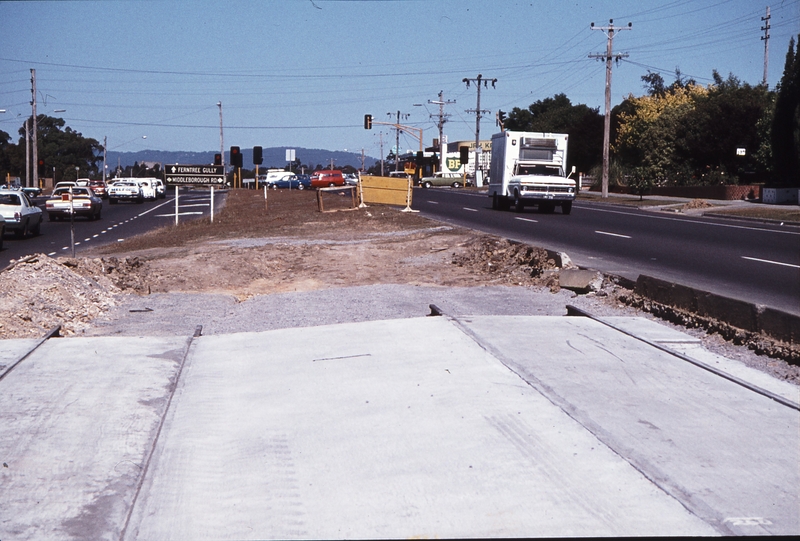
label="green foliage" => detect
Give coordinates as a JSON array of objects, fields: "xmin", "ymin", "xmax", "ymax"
[
  {"xmin": 614, "ymin": 70, "xmax": 772, "ymax": 186},
  {"xmin": 0, "ymin": 115, "xmax": 102, "ymax": 181},
  {"xmin": 771, "ymin": 35, "xmax": 800, "ymax": 185},
  {"xmin": 504, "ymin": 93, "xmax": 603, "ymax": 174}
]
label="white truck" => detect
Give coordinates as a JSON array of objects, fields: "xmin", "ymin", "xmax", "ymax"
[{"xmin": 488, "ymin": 131, "xmax": 576, "ymax": 214}]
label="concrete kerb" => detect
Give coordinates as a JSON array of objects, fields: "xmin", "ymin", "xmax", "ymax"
[{"xmin": 633, "ymin": 274, "xmax": 800, "ymax": 347}]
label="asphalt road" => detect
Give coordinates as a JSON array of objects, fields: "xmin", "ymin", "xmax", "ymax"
[
  {"xmin": 0, "ymin": 187, "xmax": 220, "ymax": 268},
  {"xmin": 413, "ymin": 188, "xmax": 800, "ymax": 316}
]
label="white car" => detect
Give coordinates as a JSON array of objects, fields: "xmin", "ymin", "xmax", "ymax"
[
  {"xmin": 108, "ymin": 181, "xmax": 144, "ymax": 204},
  {"xmin": 0, "ymin": 188, "xmax": 43, "ymax": 238}
]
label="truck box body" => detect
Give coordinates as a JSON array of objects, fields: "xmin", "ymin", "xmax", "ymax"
[{"xmin": 488, "ymin": 131, "xmax": 576, "ymax": 214}]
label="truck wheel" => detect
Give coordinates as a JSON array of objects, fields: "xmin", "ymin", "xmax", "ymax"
[
  {"xmin": 514, "ymin": 192, "xmax": 524, "ymax": 212},
  {"xmin": 562, "ymin": 201, "xmax": 573, "ymax": 215},
  {"xmin": 492, "ymin": 193, "xmax": 499, "ymax": 210}
]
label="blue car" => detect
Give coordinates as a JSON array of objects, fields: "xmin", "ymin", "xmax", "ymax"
[{"xmin": 269, "ymin": 174, "xmax": 311, "ymax": 190}]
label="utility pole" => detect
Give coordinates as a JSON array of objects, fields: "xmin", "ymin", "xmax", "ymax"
[
  {"xmin": 103, "ymin": 136, "xmax": 107, "ymax": 183},
  {"xmin": 590, "ymin": 19, "xmax": 631, "ymax": 198},
  {"xmin": 30, "ymin": 69, "xmax": 38, "ymax": 189},
  {"xmin": 217, "ymin": 101, "xmax": 225, "ymax": 169},
  {"xmin": 25, "ymin": 118, "xmax": 30, "ymax": 187},
  {"xmin": 761, "ymin": 6, "xmax": 771, "ymax": 87},
  {"xmin": 428, "ymin": 90, "xmax": 455, "ymax": 175},
  {"xmin": 387, "ymin": 110, "xmax": 411, "ymax": 171},
  {"xmin": 378, "ymin": 131, "xmax": 385, "ymax": 176},
  {"xmin": 463, "ymin": 74, "xmax": 496, "ymax": 187}
]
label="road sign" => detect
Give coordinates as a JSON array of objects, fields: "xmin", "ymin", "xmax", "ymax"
[{"xmin": 165, "ymin": 164, "xmax": 225, "ymax": 186}]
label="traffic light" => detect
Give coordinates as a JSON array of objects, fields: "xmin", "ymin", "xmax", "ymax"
[
  {"xmin": 38, "ymin": 159, "xmax": 45, "ymax": 177},
  {"xmin": 459, "ymin": 146, "xmax": 470, "ymax": 165},
  {"xmin": 364, "ymin": 114, "xmax": 372, "ymax": 130},
  {"xmin": 416, "ymin": 151, "xmax": 424, "ymax": 165},
  {"xmin": 230, "ymin": 146, "xmax": 242, "ymax": 167},
  {"xmin": 214, "ymin": 153, "xmax": 222, "ymax": 166},
  {"xmin": 253, "ymin": 146, "xmax": 263, "ymax": 165}
]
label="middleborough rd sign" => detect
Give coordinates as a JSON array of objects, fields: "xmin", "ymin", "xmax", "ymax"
[{"xmin": 165, "ymin": 164, "xmax": 225, "ymax": 186}]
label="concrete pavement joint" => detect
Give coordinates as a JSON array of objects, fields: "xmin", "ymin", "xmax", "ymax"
[
  {"xmin": 566, "ymin": 305, "xmax": 800, "ymax": 411},
  {"xmin": 440, "ymin": 308, "xmax": 735, "ymax": 536},
  {"xmin": 119, "ymin": 324, "xmax": 202, "ymax": 540}
]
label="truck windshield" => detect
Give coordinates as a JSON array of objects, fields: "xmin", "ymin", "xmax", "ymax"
[{"xmin": 518, "ymin": 165, "xmax": 562, "ymax": 176}]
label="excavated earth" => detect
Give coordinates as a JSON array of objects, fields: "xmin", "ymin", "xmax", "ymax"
[{"xmin": 1, "ymin": 188, "xmax": 798, "ymax": 385}]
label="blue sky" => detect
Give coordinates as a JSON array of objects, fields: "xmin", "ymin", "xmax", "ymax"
[{"xmin": 1, "ymin": 0, "xmax": 798, "ymax": 159}]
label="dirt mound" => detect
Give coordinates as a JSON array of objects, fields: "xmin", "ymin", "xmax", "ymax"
[
  {"xmin": 0, "ymin": 254, "xmax": 136, "ymax": 337},
  {"xmin": 680, "ymin": 199, "xmax": 715, "ymax": 210}
]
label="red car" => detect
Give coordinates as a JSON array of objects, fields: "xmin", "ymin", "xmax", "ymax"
[
  {"xmin": 310, "ymin": 170, "xmax": 346, "ymax": 188},
  {"xmin": 88, "ymin": 179, "xmax": 107, "ymax": 198}
]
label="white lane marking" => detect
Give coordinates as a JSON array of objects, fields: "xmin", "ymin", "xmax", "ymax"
[
  {"xmin": 48, "ymin": 252, "xmax": 56, "ymax": 256},
  {"xmin": 463, "ymin": 207, "xmax": 478, "ymax": 212},
  {"xmin": 515, "ymin": 217, "xmax": 538, "ymax": 223},
  {"xmin": 427, "ymin": 201, "xmax": 439, "ymax": 204},
  {"xmin": 83, "ymin": 238, "xmax": 90, "ymax": 242},
  {"xmin": 155, "ymin": 212, "xmax": 204, "ymax": 217},
  {"xmin": 93, "ymin": 234, "xmax": 99, "ymax": 238},
  {"xmin": 741, "ymin": 256, "xmax": 800, "ymax": 269},
  {"xmin": 117, "ymin": 239, "xmax": 124, "ymax": 242},
  {"xmin": 596, "ymin": 230, "xmax": 632, "ymax": 239},
  {"xmin": 580, "ymin": 205, "xmax": 800, "ymax": 236}
]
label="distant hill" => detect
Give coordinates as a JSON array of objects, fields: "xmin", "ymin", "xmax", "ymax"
[{"xmin": 106, "ymin": 147, "xmax": 378, "ymax": 170}]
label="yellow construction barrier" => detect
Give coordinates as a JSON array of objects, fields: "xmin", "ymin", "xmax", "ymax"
[{"xmin": 359, "ymin": 175, "xmax": 416, "ymax": 212}]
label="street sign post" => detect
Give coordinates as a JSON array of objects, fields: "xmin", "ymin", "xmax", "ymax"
[{"xmin": 165, "ymin": 164, "xmax": 225, "ymax": 186}]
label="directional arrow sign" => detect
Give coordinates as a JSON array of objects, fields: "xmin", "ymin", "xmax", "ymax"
[{"xmin": 165, "ymin": 164, "xmax": 226, "ymax": 186}]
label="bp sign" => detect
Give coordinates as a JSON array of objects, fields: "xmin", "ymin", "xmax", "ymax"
[{"xmin": 165, "ymin": 164, "xmax": 225, "ymax": 186}]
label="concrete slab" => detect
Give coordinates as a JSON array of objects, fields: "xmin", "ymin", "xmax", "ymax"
[
  {"xmin": 459, "ymin": 315, "xmax": 800, "ymax": 535},
  {"xmin": 0, "ymin": 338, "xmax": 39, "ymax": 379},
  {"xmin": 124, "ymin": 317, "xmax": 716, "ymax": 539},
  {"xmin": 0, "ymin": 335, "xmax": 189, "ymax": 541}
]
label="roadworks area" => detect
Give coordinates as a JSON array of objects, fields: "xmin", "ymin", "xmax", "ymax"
[{"xmin": 1, "ymin": 189, "xmax": 798, "ymax": 385}]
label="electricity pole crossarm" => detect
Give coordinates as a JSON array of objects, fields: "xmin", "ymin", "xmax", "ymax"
[
  {"xmin": 463, "ymin": 74, "xmax": 497, "ymax": 187},
  {"xmin": 590, "ymin": 19, "xmax": 631, "ymax": 198},
  {"xmin": 373, "ymin": 120, "xmax": 423, "ymax": 152}
]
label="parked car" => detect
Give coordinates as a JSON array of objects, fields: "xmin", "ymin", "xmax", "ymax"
[
  {"xmin": 108, "ymin": 180, "xmax": 144, "ymax": 204},
  {"xmin": 419, "ymin": 172, "xmax": 468, "ymax": 188},
  {"xmin": 46, "ymin": 186, "xmax": 102, "ymax": 221},
  {"xmin": 388, "ymin": 171, "xmax": 411, "ymax": 179},
  {"xmin": 343, "ymin": 173, "xmax": 359, "ymax": 186},
  {"xmin": 310, "ymin": 170, "xmax": 346, "ymax": 188},
  {"xmin": 54, "ymin": 181, "xmax": 77, "ymax": 191},
  {"xmin": 0, "ymin": 189, "xmax": 43, "ymax": 237},
  {"xmin": 88, "ymin": 179, "xmax": 108, "ymax": 198},
  {"xmin": 258, "ymin": 170, "xmax": 294, "ymax": 188},
  {"xmin": 269, "ymin": 174, "xmax": 311, "ymax": 190}
]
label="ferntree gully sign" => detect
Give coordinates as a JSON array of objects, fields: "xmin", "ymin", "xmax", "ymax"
[{"xmin": 165, "ymin": 164, "xmax": 225, "ymax": 186}]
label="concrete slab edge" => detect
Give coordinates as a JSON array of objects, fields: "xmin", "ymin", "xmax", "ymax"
[{"xmin": 565, "ymin": 305, "xmax": 800, "ymax": 412}]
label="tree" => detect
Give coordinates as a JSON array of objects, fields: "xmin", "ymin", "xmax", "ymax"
[
  {"xmin": 0, "ymin": 115, "xmax": 103, "ymax": 181},
  {"xmin": 675, "ymin": 72, "xmax": 771, "ymax": 183},
  {"xmin": 504, "ymin": 93, "xmax": 603, "ymax": 174},
  {"xmin": 771, "ymin": 35, "xmax": 800, "ymax": 185}
]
